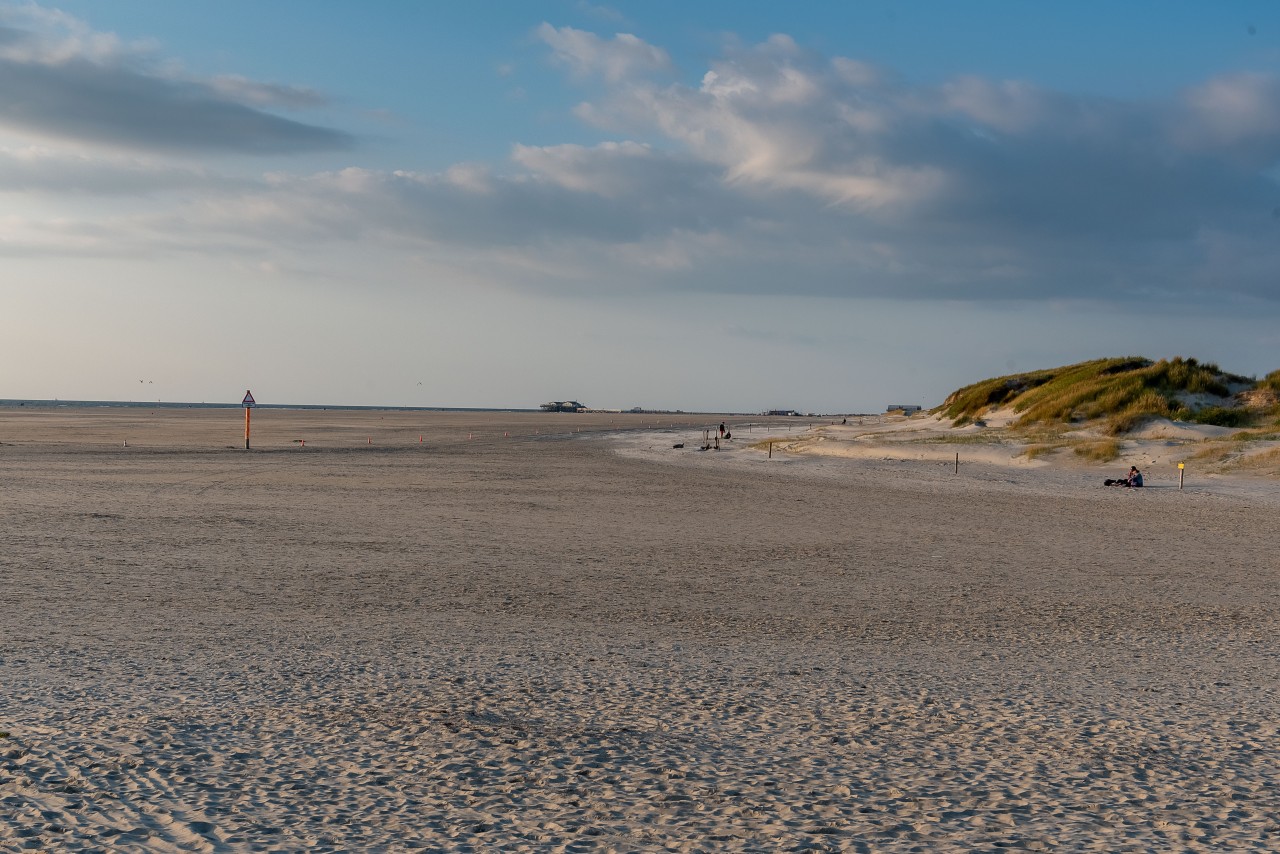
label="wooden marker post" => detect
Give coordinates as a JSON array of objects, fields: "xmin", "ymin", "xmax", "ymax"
[
  {"xmin": 955, "ymin": 452, "xmax": 959, "ymax": 474},
  {"xmin": 1178, "ymin": 462, "xmax": 1185, "ymax": 490},
  {"xmin": 242, "ymin": 390, "xmax": 255, "ymax": 449}
]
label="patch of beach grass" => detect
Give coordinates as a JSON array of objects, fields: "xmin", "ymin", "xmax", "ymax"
[
  {"xmin": 919, "ymin": 433, "xmax": 1009, "ymax": 445},
  {"xmin": 1022, "ymin": 443, "xmax": 1064, "ymax": 460},
  {"xmin": 1227, "ymin": 446, "xmax": 1280, "ymax": 472},
  {"xmin": 1104, "ymin": 390, "xmax": 1175, "ymax": 435},
  {"xmin": 1190, "ymin": 443, "xmax": 1234, "ymax": 466},
  {"xmin": 1073, "ymin": 439, "xmax": 1122, "ymax": 462},
  {"xmin": 1189, "ymin": 406, "xmax": 1254, "ymax": 428},
  {"xmin": 1016, "ymin": 425, "xmax": 1072, "ymax": 443},
  {"xmin": 1231, "ymin": 429, "xmax": 1280, "ymax": 442}
]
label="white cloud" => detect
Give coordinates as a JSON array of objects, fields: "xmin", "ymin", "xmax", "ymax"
[
  {"xmin": 0, "ymin": 4, "xmax": 135, "ymax": 65},
  {"xmin": 574, "ymin": 40, "xmax": 950, "ymax": 211},
  {"xmin": 536, "ymin": 23, "xmax": 671, "ymax": 83}
]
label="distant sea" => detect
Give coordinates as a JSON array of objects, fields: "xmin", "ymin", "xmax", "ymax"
[{"xmin": 0, "ymin": 400, "xmax": 538, "ymax": 413}]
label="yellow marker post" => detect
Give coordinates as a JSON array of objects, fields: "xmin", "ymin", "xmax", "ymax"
[
  {"xmin": 1178, "ymin": 461, "xmax": 1185, "ymax": 490},
  {"xmin": 242, "ymin": 390, "xmax": 256, "ymax": 449}
]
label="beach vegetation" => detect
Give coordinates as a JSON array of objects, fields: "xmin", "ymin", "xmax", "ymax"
[
  {"xmin": 1021, "ymin": 443, "xmax": 1062, "ymax": 460},
  {"xmin": 1229, "ymin": 446, "xmax": 1280, "ymax": 471},
  {"xmin": 939, "ymin": 367, "xmax": 1059, "ymax": 424},
  {"xmin": 1189, "ymin": 406, "xmax": 1253, "ymax": 428},
  {"xmin": 1072, "ymin": 439, "xmax": 1122, "ymax": 461},
  {"xmin": 1190, "ymin": 443, "xmax": 1234, "ymax": 465},
  {"xmin": 939, "ymin": 356, "xmax": 1275, "ymax": 435},
  {"xmin": 919, "ymin": 433, "xmax": 1007, "ymax": 445},
  {"xmin": 1230, "ymin": 429, "xmax": 1280, "ymax": 442}
]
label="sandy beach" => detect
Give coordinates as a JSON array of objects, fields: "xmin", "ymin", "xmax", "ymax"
[{"xmin": 2, "ymin": 406, "xmax": 1280, "ymax": 852}]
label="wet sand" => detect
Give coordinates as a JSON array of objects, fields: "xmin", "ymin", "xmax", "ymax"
[{"xmin": 2, "ymin": 407, "xmax": 1279, "ymax": 851}]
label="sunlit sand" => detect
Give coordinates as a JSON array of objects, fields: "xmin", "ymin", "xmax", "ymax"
[{"xmin": 2, "ymin": 406, "xmax": 1278, "ymax": 851}]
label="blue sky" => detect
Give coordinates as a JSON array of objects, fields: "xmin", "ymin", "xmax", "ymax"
[{"xmin": 3, "ymin": 2, "xmax": 1280, "ymax": 411}]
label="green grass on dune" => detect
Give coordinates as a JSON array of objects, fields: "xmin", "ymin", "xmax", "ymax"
[{"xmin": 939, "ymin": 356, "xmax": 1269, "ymax": 435}]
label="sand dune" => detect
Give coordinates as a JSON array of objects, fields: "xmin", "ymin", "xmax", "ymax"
[{"xmin": 2, "ymin": 407, "xmax": 1279, "ymax": 851}]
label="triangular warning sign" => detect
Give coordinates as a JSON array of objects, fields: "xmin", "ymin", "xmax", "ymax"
[{"xmin": 242, "ymin": 390, "xmax": 256, "ymax": 406}]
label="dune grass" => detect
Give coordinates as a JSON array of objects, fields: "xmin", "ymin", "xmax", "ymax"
[
  {"xmin": 1021, "ymin": 443, "xmax": 1063, "ymax": 460},
  {"xmin": 1190, "ymin": 443, "xmax": 1235, "ymax": 465},
  {"xmin": 1188, "ymin": 406, "xmax": 1254, "ymax": 428},
  {"xmin": 1231, "ymin": 429, "xmax": 1280, "ymax": 442},
  {"xmin": 939, "ymin": 356, "xmax": 1270, "ymax": 435},
  {"xmin": 939, "ymin": 366, "xmax": 1061, "ymax": 426},
  {"xmin": 1229, "ymin": 446, "xmax": 1280, "ymax": 471},
  {"xmin": 919, "ymin": 433, "xmax": 1009, "ymax": 445},
  {"xmin": 1072, "ymin": 439, "xmax": 1122, "ymax": 462},
  {"xmin": 1019, "ymin": 438, "xmax": 1120, "ymax": 462}
]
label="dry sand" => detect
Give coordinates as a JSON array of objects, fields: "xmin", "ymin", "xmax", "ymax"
[{"xmin": 2, "ymin": 407, "xmax": 1279, "ymax": 852}]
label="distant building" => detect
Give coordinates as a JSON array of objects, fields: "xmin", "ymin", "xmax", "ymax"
[
  {"xmin": 540, "ymin": 401, "xmax": 586, "ymax": 413},
  {"xmin": 766, "ymin": 409, "xmax": 801, "ymax": 416},
  {"xmin": 887, "ymin": 404, "xmax": 923, "ymax": 414}
]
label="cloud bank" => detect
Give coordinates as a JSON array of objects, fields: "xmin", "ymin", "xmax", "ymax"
[
  {"xmin": 0, "ymin": 6, "xmax": 351, "ymax": 154},
  {"xmin": 3, "ymin": 11, "xmax": 1279, "ymax": 310}
]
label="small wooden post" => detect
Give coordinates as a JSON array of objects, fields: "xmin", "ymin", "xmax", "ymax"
[
  {"xmin": 955, "ymin": 452, "xmax": 959, "ymax": 474},
  {"xmin": 768, "ymin": 441, "xmax": 773, "ymax": 459},
  {"xmin": 1178, "ymin": 462, "xmax": 1185, "ymax": 490}
]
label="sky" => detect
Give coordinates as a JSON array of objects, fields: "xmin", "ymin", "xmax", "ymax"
[{"xmin": 3, "ymin": 1, "xmax": 1280, "ymax": 412}]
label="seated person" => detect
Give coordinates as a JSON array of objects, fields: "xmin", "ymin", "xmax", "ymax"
[{"xmin": 1105, "ymin": 466, "xmax": 1143, "ymax": 487}]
